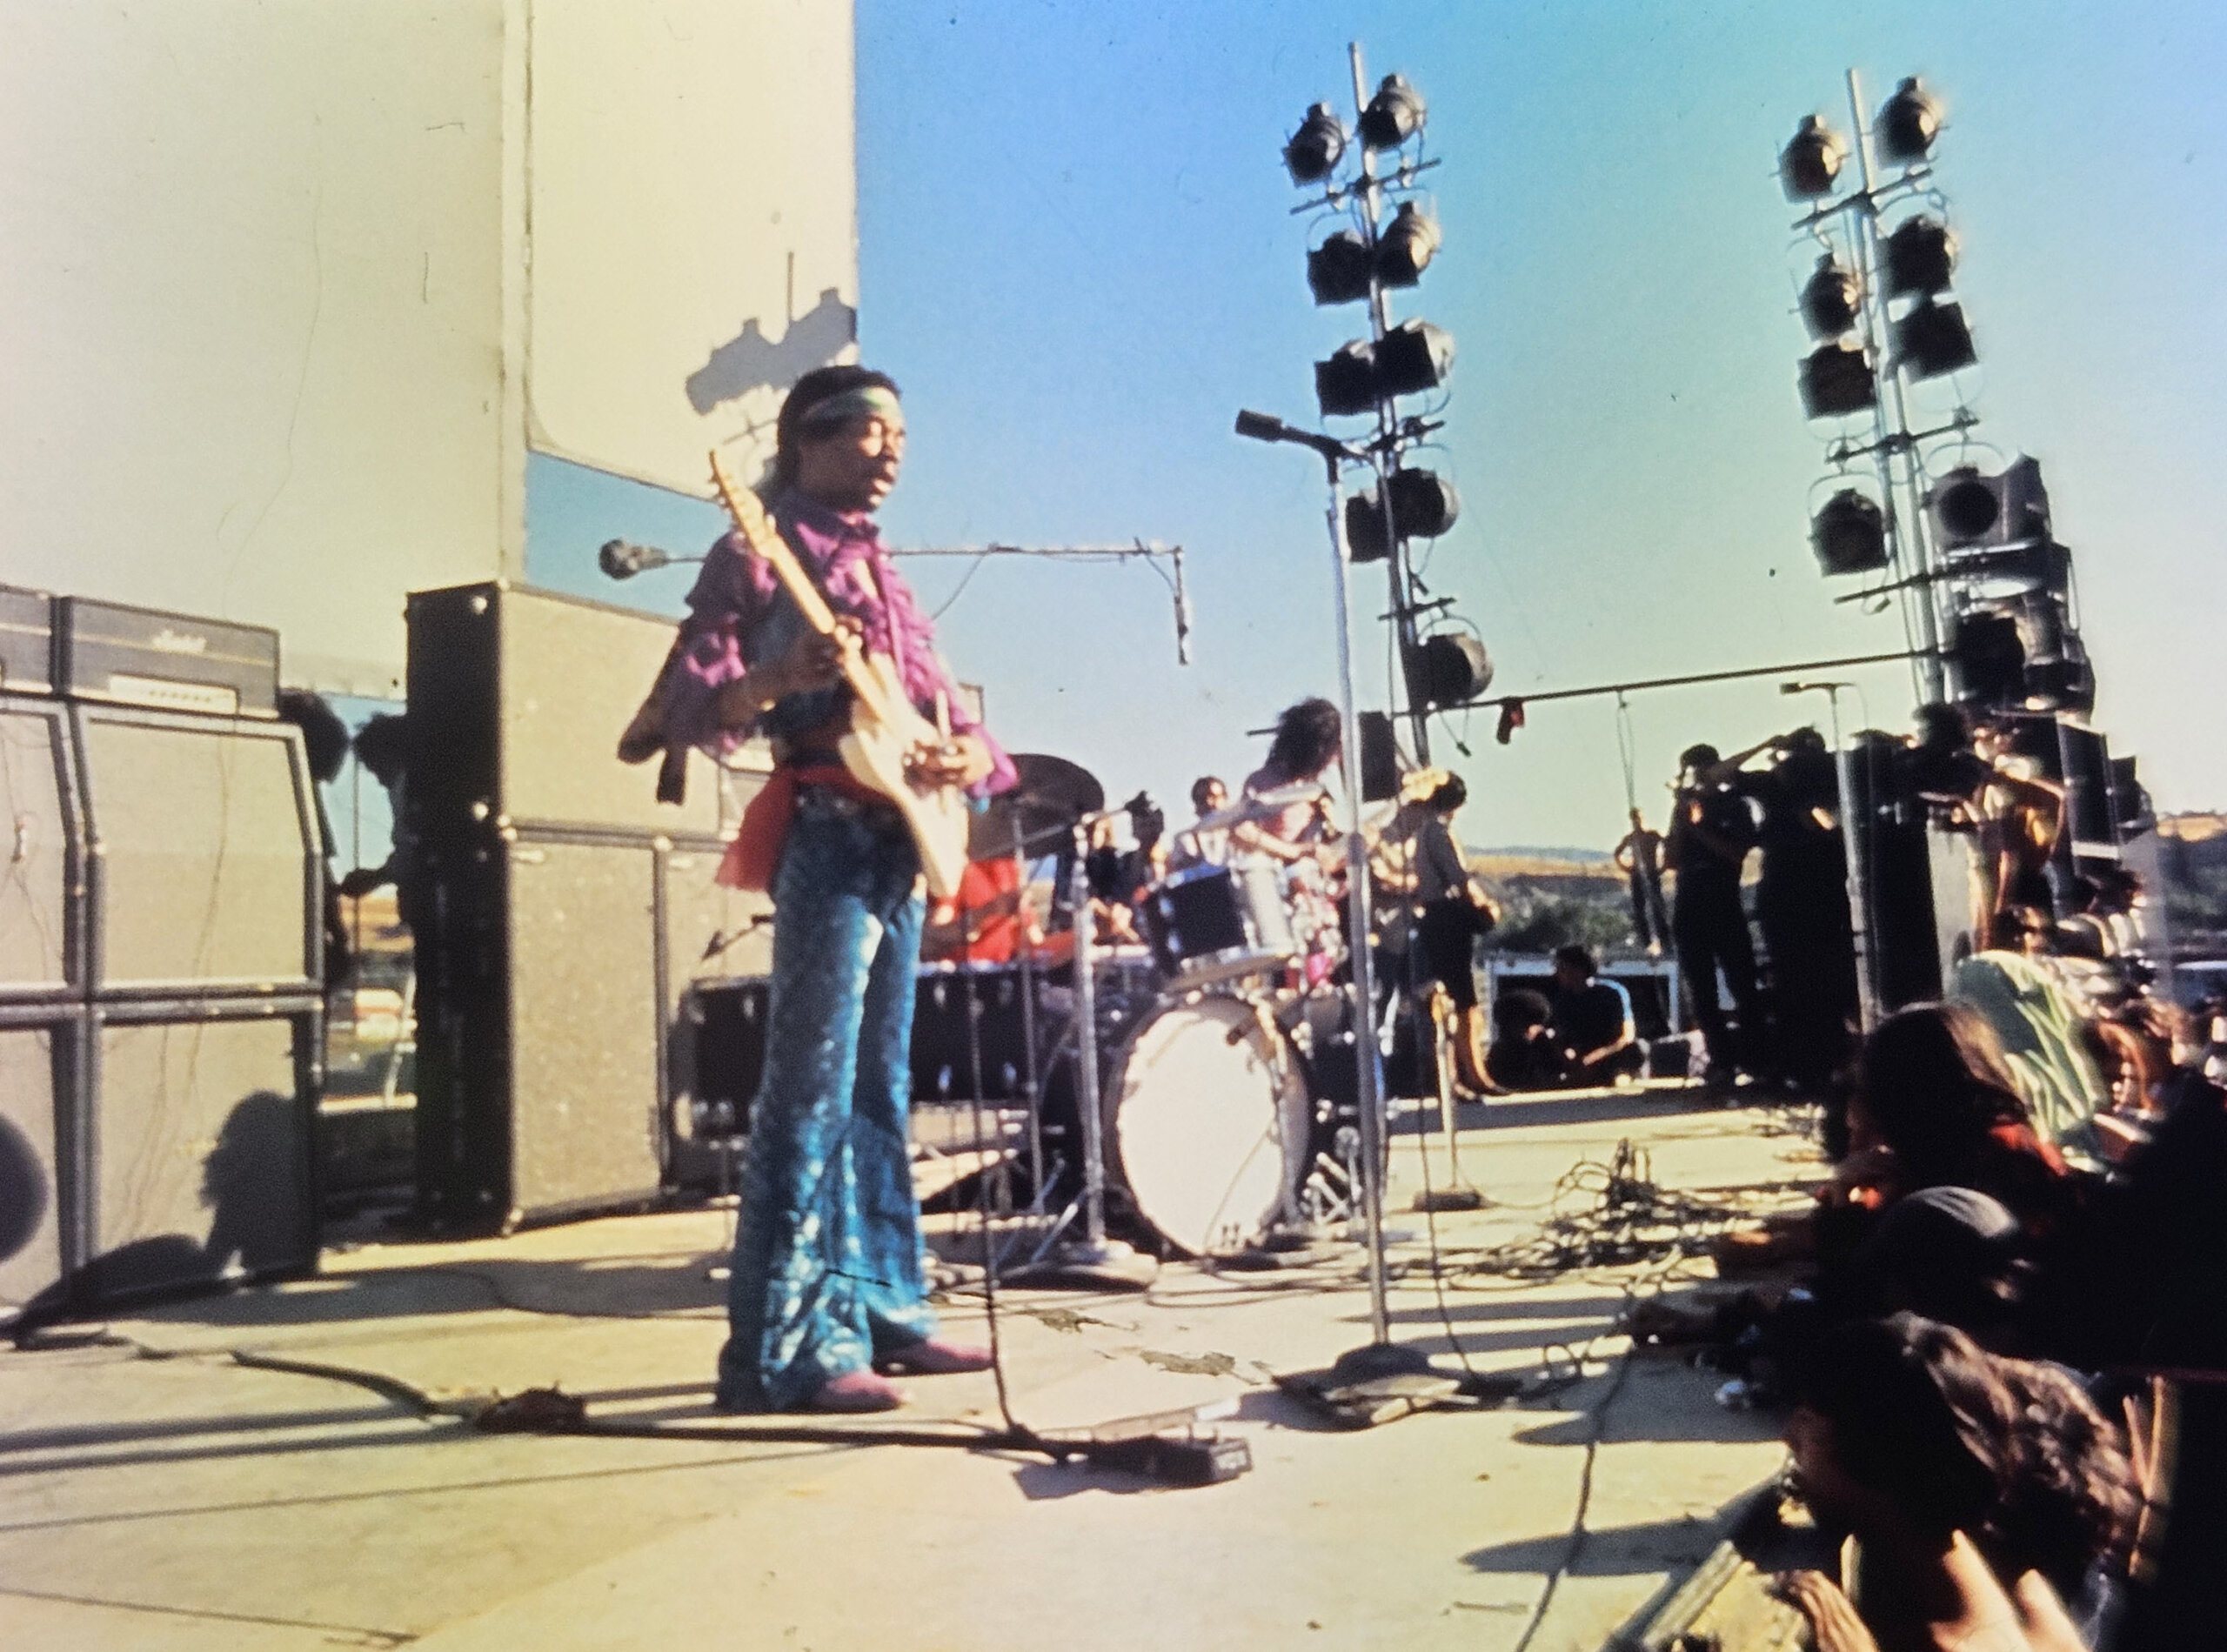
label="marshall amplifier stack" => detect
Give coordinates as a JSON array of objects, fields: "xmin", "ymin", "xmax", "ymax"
[
  {"xmin": 0, "ymin": 585, "xmax": 321, "ymax": 1324},
  {"xmin": 405, "ymin": 581, "xmax": 771, "ymax": 1233}
]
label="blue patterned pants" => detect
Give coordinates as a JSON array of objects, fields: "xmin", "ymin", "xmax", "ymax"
[{"xmin": 715, "ymin": 789, "xmax": 939, "ymax": 1410}]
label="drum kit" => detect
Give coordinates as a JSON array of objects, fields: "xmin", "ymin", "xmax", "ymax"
[{"xmin": 915, "ymin": 757, "xmax": 1397, "ymax": 1263}]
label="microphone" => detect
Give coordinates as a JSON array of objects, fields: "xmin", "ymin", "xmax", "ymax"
[
  {"xmin": 599, "ymin": 539, "xmax": 673, "ymax": 579},
  {"xmin": 1234, "ymin": 409, "xmax": 1288, "ymax": 443}
]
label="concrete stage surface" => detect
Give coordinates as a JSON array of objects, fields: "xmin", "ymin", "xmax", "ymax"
[{"xmin": 0, "ymin": 1084, "xmax": 1825, "ymax": 1651}]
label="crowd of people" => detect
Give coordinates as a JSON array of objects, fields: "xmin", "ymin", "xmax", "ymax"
[{"xmin": 1623, "ymin": 888, "xmax": 2222, "ymax": 1646}]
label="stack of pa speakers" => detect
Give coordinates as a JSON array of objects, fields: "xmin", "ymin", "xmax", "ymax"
[
  {"xmin": 405, "ymin": 583, "xmax": 772, "ymax": 1233},
  {"xmin": 0, "ymin": 587, "xmax": 323, "ymax": 1324}
]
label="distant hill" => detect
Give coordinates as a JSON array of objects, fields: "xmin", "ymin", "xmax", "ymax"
[{"xmin": 1478, "ymin": 844, "xmax": 1615, "ymax": 865}]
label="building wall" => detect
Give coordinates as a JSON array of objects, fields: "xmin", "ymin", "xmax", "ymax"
[{"xmin": 0, "ymin": 0, "xmax": 856, "ymax": 698}]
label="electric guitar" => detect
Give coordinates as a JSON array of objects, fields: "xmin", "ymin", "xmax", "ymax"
[{"xmin": 708, "ymin": 451, "xmax": 973, "ymax": 900}]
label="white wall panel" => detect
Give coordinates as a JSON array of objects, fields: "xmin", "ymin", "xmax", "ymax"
[
  {"xmin": 0, "ymin": 1, "xmax": 518, "ymax": 698},
  {"xmin": 525, "ymin": 0, "xmax": 858, "ymax": 498}
]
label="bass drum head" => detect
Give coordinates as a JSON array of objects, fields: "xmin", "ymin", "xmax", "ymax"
[{"xmin": 1106, "ymin": 996, "xmax": 1310, "ymax": 1258}]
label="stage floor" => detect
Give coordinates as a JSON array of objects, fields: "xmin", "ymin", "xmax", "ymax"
[{"xmin": 0, "ymin": 1083, "xmax": 1825, "ymax": 1651}]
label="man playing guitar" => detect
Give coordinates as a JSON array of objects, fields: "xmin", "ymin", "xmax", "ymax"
[{"xmin": 644, "ymin": 366, "xmax": 1013, "ymax": 1413}]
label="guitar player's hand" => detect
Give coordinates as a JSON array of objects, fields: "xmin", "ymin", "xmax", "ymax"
[
  {"xmin": 909, "ymin": 732, "xmax": 994, "ymax": 789},
  {"xmin": 720, "ymin": 621, "xmax": 857, "ymax": 726}
]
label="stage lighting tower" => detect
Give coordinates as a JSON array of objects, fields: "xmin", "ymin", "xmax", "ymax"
[
  {"xmin": 1781, "ymin": 71, "xmax": 1981, "ymax": 704},
  {"xmin": 1282, "ymin": 44, "xmax": 1468, "ymax": 766}
]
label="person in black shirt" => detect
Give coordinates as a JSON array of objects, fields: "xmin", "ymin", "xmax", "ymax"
[
  {"xmin": 1665, "ymin": 741, "xmax": 1763, "ymax": 1090},
  {"xmin": 1730, "ymin": 728, "xmax": 1859, "ymax": 1091},
  {"xmin": 1548, "ymin": 944, "xmax": 1641, "ymax": 1087}
]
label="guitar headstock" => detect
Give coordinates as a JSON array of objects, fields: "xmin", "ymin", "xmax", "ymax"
[{"xmin": 707, "ymin": 449, "xmax": 779, "ymax": 556}]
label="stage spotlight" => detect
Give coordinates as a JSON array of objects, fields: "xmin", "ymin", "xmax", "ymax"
[
  {"xmin": 1345, "ymin": 490, "xmax": 1394, "ymax": 563},
  {"xmin": 1780, "ymin": 115, "xmax": 1849, "ymax": 200},
  {"xmin": 1884, "ymin": 216, "xmax": 1957, "ymax": 298},
  {"xmin": 1811, "ymin": 488, "xmax": 1889, "ymax": 576},
  {"xmin": 1373, "ymin": 318, "xmax": 1454, "ymax": 398},
  {"xmin": 1943, "ymin": 539, "xmax": 2072, "ymax": 594},
  {"xmin": 1315, "ymin": 339, "xmax": 1380, "ymax": 417},
  {"xmin": 1948, "ymin": 606, "xmax": 2026, "ymax": 711},
  {"xmin": 1344, "ymin": 469, "xmax": 1459, "ymax": 561},
  {"xmin": 1876, "ymin": 77, "xmax": 1943, "ymax": 164},
  {"xmin": 1801, "ymin": 255, "xmax": 1863, "ymax": 339},
  {"xmin": 1800, "ymin": 342, "xmax": 1877, "ymax": 418},
  {"xmin": 1359, "ymin": 73, "xmax": 1426, "ymax": 151},
  {"xmin": 1404, "ymin": 632, "xmax": 1492, "ymax": 709},
  {"xmin": 1896, "ymin": 298, "xmax": 1976, "ymax": 378},
  {"xmin": 1375, "ymin": 201, "xmax": 1441, "ymax": 287},
  {"xmin": 1307, "ymin": 231, "xmax": 1375, "ymax": 305},
  {"xmin": 1388, "ymin": 466, "xmax": 1460, "ymax": 538},
  {"xmin": 2026, "ymin": 644, "xmax": 2096, "ymax": 716},
  {"xmin": 1927, "ymin": 456, "xmax": 2050, "ymax": 549},
  {"xmin": 1285, "ymin": 102, "xmax": 1347, "ymax": 184}
]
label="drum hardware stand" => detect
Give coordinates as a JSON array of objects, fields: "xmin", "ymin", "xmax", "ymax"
[
  {"xmin": 1002, "ymin": 812, "xmax": 1153, "ymax": 1289},
  {"xmin": 690, "ymin": 1097, "xmax": 748, "ymax": 1282},
  {"xmin": 1237, "ymin": 406, "xmax": 1481, "ymax": 1402}
]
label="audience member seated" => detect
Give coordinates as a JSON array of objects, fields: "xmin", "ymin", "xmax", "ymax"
[
  {"xmin": 1545, "ymin": 944, "xmax": 1642, "ymax": 1088},
  {"xmin": 2060, "ymin": 1062, "xmax": 2227, "ymax": 1372},
  {"xmin": 1827, "ymin": 1003, "xmax": 2081, "ymax": 1248},
  {"xmin": 1485, "ymin": 987, "xmax": 1559, "ymax": 1091},
  {"xmin": 1778, "ymin": 1314, "xmax": 2138, "ymax": 1652},
  {"xmin": 1844, "ymin": 1188, "xmax": 2036, "ymax": 1358},
  {"xmin": 1949, "ymin": 917, "xmax": 2108, "ymax": 1154}
]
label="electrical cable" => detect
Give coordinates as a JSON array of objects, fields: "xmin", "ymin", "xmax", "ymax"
[{"xmin": 1507, "ymin": 1344, "xmax": 1637, "ymax": 1652}]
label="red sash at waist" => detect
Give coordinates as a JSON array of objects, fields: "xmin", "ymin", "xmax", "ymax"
[{"xmin": 716, "ymin": 762, "xmax": 886, "ymax": 893}]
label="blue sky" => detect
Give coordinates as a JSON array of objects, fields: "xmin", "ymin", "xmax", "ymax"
[{"xmin": 531, "ymin": 1, "xmax": 2227, "ymax": 853}]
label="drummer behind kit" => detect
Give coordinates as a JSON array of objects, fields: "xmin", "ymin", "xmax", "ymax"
[{"xmin": 684, "ymin": 766, "xmax": 1423, "ymax": 1260}]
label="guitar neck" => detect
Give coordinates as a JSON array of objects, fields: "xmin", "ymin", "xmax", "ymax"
[{"xmin": 708, "ymin": 452, "xmax": 885, "ymax": 707}]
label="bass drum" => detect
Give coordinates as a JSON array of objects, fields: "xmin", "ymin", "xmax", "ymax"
[{"xmin": 1104, "ymin": 996, "xmax": 1311, "ymax": 1258}]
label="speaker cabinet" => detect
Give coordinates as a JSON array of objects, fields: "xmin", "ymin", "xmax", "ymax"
[
  {"xmin": 0, "ymin": 1005, "xmax": 84, "ymax": 1323},
  {"xmin": 1846, "ymin": 732, "xmax": 1945, "ymax": 1012},
  {"xmin": 415, "ymin": 828, "xmax": 665, "ymax": 1228},
  {"xmin": 82, "ymin": 998, "xmax": 319, "ymax": 1306},
  {"xmin": 406, "ymin": 581, "xmax": 768, "ymax": 841},
  {"xmin": 0, "ymin": 698, "xmax": 84, "ymax": 1001},
  {"xmin": 75, "ymin": 706, "xmax": 318, "ymax": 998}
]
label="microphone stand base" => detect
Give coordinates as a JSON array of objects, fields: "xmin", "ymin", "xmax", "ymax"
[{"xmin": 1001, "ymin": 1237, "xmax": 1156, "ymax": 1292}]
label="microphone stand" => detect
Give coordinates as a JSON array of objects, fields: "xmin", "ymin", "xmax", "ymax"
[
  {"xmin": 1234, "ymin": 411, "xmax": 1441, "ymax": 1387},
  {"xmin": 1007, "ymin": 806, "xmax": 1149, "ymax": 1287}
]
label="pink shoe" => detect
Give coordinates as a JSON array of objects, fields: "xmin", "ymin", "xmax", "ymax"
[
  {"xmin": 875, "ymin": 1337, "xmax": 994, "ymax": 1376},
  {"xmin": 803, "ymin": 1369, "xmax": 906, "ymax": 1413}
]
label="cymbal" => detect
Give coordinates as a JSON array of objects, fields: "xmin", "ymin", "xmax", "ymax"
[{"xmin": 969, "ymin": 752, "xmax": 1105, "ymax": 860}]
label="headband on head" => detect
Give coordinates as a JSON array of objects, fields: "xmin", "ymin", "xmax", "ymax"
[{"xmin": 795, "ymin": 384, "xmax": 903, "ymax": 434}]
